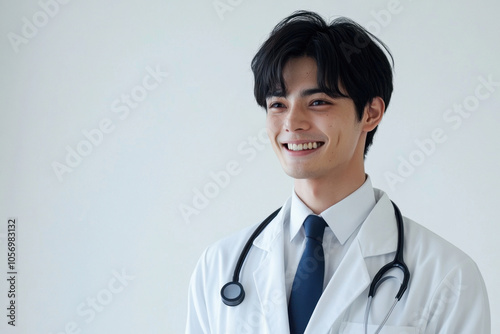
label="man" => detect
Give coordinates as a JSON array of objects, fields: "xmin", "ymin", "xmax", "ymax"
[{"xmin": 186, "ymin": 11, "xmax": 490, "ymax": 333}]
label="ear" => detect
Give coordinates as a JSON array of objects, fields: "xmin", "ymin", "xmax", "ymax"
[{"xmin": 361, "ymin": 96, "xmax": 385, "ymax": 132}]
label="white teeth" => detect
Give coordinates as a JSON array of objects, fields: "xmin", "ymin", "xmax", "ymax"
[{"xmin": 286, "ymin": 142, "xmax": 321, "ymax": 151}]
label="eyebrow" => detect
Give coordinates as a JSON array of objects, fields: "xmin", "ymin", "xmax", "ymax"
[
  {"xmin": 300, "ymin": 88, "xmax": 328, "ymax": 97},
  {"xmin": 267, "ymin": 88, "xmax": 341, "ymax": 99}
]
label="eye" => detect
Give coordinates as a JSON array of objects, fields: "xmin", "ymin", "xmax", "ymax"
[
  {"xmin": 311, "ymin": 100, "xmax": 329, "ymax": 106},
  {"xmin": 268, "ymin": 101, "xmax": 286, "ymax": 109}
]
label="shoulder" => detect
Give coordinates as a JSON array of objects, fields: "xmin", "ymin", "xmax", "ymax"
[
  {"xmin": 402, "ymin": 216, "xmax": 487, "ymax": 303},
  {"xmin": 193, "ymin": 205, "xmax": 285, "ymax": 272},
  {"xmin": 403, "ymin": 216, "xmax": 474, "ymax": 267},
  {"xmin": 373, "ymin": 188, "xmax": 476, "ymax": 271},
  {"xmin": 200, "ymin": 203, "xmax": 288, "ymax": 265},
  {"xmin": 401, "ymin": 218, "xmax": 490, "ymax": 331},
  {"xmin": 203, "ymin": 223, "xmax": 260, "ymax": 263}
]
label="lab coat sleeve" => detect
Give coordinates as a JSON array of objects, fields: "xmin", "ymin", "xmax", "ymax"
[
  {"xmin": 422, "ymin": 257, "xmax": 490, "ymax": 333},
  {"xmin": 186, "ymin": 248, "xmax": 211, "ymax": 334}
]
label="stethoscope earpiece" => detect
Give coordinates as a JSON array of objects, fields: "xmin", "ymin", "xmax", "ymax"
[{"xmin": 221, "ymin": 281, "xmax": 245, "ymax": 306}]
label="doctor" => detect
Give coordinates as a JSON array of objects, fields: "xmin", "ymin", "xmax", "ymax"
[{"xmin": 186, "ymin": 11, "xmax": 490, "ymax": 334}]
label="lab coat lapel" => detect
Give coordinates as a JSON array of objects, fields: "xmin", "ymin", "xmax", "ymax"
[
  {"xmin": 305, "ymin": 191, "xmax": 399, "ymax": 333},
  {"xmin": 305, "ymin": 236, "xmax": 371, "ymax": 333},
  {"xmin": 252, "ymin": 203, "xmax": 290, "ymax": 333}
]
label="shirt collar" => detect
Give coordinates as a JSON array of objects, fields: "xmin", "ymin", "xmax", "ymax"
[{"xmin": 289, "ymin": 175, "xmax": 376, "ymax": 244}]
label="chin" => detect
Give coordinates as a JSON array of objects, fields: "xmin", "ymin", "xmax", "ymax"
[{"xmin": 282, "ymin": 167, "xmax": 317, "ymax": 180}]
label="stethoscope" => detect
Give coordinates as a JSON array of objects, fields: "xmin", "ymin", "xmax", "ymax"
[{"xmin": 220, "ymin": 201, "xmax": 410, "ymax": 334}]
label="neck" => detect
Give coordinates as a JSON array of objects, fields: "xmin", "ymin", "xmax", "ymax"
[{"xmin": 294, "ymin": 167, "xmax": 366, "ymax": 214}]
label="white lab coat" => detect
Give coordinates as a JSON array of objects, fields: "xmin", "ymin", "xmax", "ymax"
[{"xmin": 186, "ymin": 189, "xmax": 490, "ymax": 333}]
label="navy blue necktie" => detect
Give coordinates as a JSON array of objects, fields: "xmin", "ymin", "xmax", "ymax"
[{"xmin": 288, "ymin": 215, "xmax": 327, "ymax": 334}]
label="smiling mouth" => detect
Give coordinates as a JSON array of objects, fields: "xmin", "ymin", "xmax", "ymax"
[{"xmin": 284, "ymin": 142, "xmax": 324, "ymax": 151}]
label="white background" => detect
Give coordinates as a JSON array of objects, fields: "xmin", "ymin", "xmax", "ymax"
[{"xmin": 1, "ymin": 0, "xmax": 499, "ymax": 333}]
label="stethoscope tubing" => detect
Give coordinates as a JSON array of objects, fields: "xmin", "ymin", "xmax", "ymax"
[
  {"xmin": 367, "ymin": 201, "xmax": 410, "ymax": 301},
  {"xmin": 231, "ymin": 207, "xmax": 281, "ymax": 283},
  {"xmin": 221, "ymin": 200, "xmax": 410, "ymax": 332}
]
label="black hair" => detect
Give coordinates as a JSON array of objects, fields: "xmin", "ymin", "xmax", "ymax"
[{"xmin": 251, "ymin": 10, "xmax": 394, "ymax": 156}]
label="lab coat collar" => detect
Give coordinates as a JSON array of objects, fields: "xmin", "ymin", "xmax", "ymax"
[
  {"xmin": 251, "ymin": 188, "xmax": 398, "ymax": 266},
  {"xmin": 357, "ymin": 189, "xmax": 399, "ymax": 257},
  {"xmin": 252, "ymin": 197, "xmax": 291, "ymax": 252}
]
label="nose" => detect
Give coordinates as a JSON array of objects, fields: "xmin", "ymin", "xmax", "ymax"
[{"xmin": 284, "ymin": 104, "xmax": 309, "ymax": 132}]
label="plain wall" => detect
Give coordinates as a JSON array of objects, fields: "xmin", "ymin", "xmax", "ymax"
[{"xmin": 1, "ymin": 0, "xmax": 498, "ymax": 333}]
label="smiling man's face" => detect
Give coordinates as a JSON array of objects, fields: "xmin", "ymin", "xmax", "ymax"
[{"xmin": 265, "ymin": 56, "xmax": 367, "ymax": 182}]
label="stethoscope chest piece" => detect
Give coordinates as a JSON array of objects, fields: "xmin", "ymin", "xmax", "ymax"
[{"xmin": 221, "ymin": 281, "xmax": 245, "ymax": 306}]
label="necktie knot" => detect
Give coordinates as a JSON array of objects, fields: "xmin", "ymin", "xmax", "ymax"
[{"xmin": 303, "ymin": 215, "xmax": 327, "ymax": 243}]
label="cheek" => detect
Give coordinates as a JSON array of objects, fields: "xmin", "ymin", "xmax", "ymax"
[
  {"xmin": 266, "ymin": 117, "xmax": 280, "ymax": 140},
  {"xmin": 265, "ymin": 127, "xmax": 275, "ymax": 143},
  {"xmin": 324, "ymin": 116, "xmax": 359, "ymax": 145},
  {"xmin": 323, "ymin": 121, "xmax": 341, "ymax": 145},
  {"xmin": 266, "ymin": 119, "xmax": 284, "ymax": 156}
]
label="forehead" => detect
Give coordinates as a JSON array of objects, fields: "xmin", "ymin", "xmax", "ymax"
[{"xmin": 282, "ymin": 57, "xmax": 318, "ymax": 88}]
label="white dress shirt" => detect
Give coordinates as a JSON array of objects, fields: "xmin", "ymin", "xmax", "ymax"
[{"xmin": 284, "ymin": 176, "xmax": 376, "ymax": 299}]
